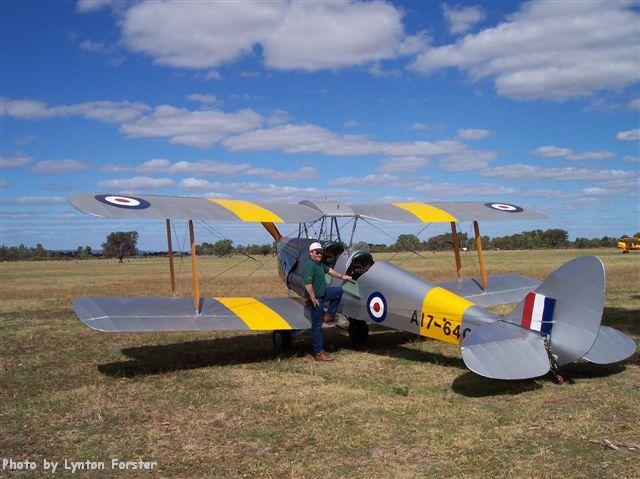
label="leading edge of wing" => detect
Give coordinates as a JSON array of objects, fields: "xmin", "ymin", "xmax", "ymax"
[
  {"xmin": 73, "ymin": 296, "xmax": 311, "ymax": 332},
  {"xmin": 351, "ymin": 201, "xmax": 546, "ymax": 223},
  {"xmin": 68, "ymin": 193, "xmax": 321, "ymax": 223}
]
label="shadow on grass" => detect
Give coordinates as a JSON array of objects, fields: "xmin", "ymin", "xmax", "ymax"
[
  {"xmin": 99, "ymin": 327, "xmax": 466, "ymax": 378},
  {"xmin": 452, "ymin": 357, "xmax": 634, "ymax": 397},
  {"xmin": 603, "ymin": 307, "xmax": 640, "ymax": 335},
  {"xmin": 452, "ymin": 372, "xmax": 543, "ymax": 397},
  {"xmin": 99, "ymin": 333, "xmax": 307, "ymax": 377}
]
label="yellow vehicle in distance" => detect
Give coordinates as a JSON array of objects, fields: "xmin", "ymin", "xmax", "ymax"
[{"xmin": 617, "ymin": 237, "xmax": 640, "ymax": 253}]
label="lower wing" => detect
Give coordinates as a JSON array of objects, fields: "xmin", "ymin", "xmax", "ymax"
[
  {"xmin": 73, "ymin": 296, "xmax": 310, "ymax": 332},
  {"xmin": 438, "ymin": 273, "xmax": 541, "ymax": 308}
]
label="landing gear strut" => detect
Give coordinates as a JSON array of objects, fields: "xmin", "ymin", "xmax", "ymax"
[{"xmin": 545, "ymin": 337, "xmax": 564, "ymax": 385}]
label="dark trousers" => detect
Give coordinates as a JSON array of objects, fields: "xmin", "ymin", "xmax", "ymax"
[{"xmin": 308, "ymin": 286, "xmax": 343, "ymax": 354}]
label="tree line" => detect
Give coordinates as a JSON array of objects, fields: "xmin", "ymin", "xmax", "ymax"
[{"xmin": 1, "ymin": 229, "xmax": 637, "ymax": 262}]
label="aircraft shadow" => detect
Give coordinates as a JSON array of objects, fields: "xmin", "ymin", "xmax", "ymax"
[
  {"xmin": 603, "ymin": 307, "xmax": 640, "ymax": 335},
  {"xmin": 98, "ymin": 333, "xmax": 307, "ymax": 378}
]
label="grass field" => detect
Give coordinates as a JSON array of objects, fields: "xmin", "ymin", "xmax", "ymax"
[{"xmin": 1, "ymin": 249, "xmax": 638, "ymax": 478}]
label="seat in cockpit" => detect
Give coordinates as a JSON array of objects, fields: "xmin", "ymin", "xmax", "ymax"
[
  {"xmin": 321, "ymin": 240, "xmax": 345, "ymax": 268},
  {"xmin": 345, "ymin": 250, "xmax": 375, "ymax": 280}
]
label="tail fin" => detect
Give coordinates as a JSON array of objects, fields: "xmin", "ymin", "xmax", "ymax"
[{"xmin": 505, "ymin": 255, "xmax": 605, "ymax": 366}]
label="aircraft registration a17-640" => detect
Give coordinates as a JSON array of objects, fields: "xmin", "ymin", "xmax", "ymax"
[{"xmin": 69, "ymin": 193, "xmax": 637, "ymax": 383}]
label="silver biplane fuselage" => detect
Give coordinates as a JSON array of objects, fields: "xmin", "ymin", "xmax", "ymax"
[{"xmin": 278, "ymin": 236, "xmax": 497, "ymax": 347}]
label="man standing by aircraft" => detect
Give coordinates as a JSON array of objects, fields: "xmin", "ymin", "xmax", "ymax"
[{"xmin": 304, "ymin": 242, "xmax": 351, "ymax": 361}]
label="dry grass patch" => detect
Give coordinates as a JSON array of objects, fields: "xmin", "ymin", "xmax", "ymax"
[{"xmin": 1, "ymin": 249, "xmax": 638, "ymax": 478}]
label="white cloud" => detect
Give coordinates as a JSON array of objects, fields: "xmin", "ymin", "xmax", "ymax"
[
  {"xmin": 1, "ymin": 98, "xmax": 150, "ymax": 123},
  {"xmin": 119, "ymin": 0, "xmax": 425, "ymax": 72},
  {"xmin": 412, "ymin": 1, "xmax": 640, "ymax": 101},
  {"xmin": 484, "ymin": 163, "xmax": 635, "ymax": 182},
  {"xmin": 616, "ymin": 128, "xmax": 640, "ymax": 141},
  {"xmin": 28, "ymin": 159, "xmax": 90, "ymax": 175},
  {"xmin": 438, "ymin": 150, "xmax": 497, "ymax": 171},
  {"xmin": 223, "ymin": 123, "xmax": 470, "ymax": 160},
  {"xmin": 122, "ymin": 1, "xmax": 286, "ymax": 69},
  {"xmin": 79, "ymin": 39, "xmax": 111, "ymax": 55},
  {"xmin": 4, "ymin": 196, "xmax": 66, "ymax": 205},
  {"xmin": 179, "ymin": 178, "xmax": 222, "ymax": 190},
  {"xmin": 97, "ymin": 176, "xmax": 175, "ymax": 190},
  {"xmin": 120, "ymin": 105, "xmax": 263, "ymax": 148},
  {"xmin": 622, "ymin": 155, "xmax": 639, "ymax": 164},
  {"xmin": 245, "ymin": 165, "xmax": 318, "ymax": 181},
  {"xmin": 410, "ymin": 182, "xmax": 517, "ymax": 198},
  {"xmin": 457, "ymin": 128, "xmax": 492, "ymax": 140},
  {"xmin": 628, "ymin": 99, "xmax": 640, "ymax": 111},
  {"xmin": 76, "ymin": 0, "xmax": 114, "ymax": 13},
  {"xmin": 0, "ymin": 155, "xmax": 32, "ymax": 169},
  {"xmin": 534, "ymin": 146, "xmax": 614, "ymax": 160},
  {"xmin": 377, "ymin": 156, "xmax": 429, "ymax": 174},
  {"xmin": 187, "ymin": 93, "xmax": 221, "ymax": 105},
  {"xmin": 329, "ymin": 173, "xmax": 424, "ymax": 189},
  {"xmin": 262, "ymin": 1, "xmax": 424, "ymax": 71},
  {"xmin": 442, "ymin": 4, "xmax": 484, "ymax": 35}
]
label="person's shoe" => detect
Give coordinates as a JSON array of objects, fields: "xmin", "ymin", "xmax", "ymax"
[
  {"xmin": 323, "ymin": 314, "xmax": 338, "ymax": 323},
  {"xmin": 313, "ymin": 351, "xmax": 334, "ymax": 361}
]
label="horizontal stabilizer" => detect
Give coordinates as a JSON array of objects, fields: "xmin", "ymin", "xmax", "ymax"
[
  {"xmin": 439, "ymin": 274, "xmax": 540, "ymax": 308},
  {"xmin": 582, "ymin": 326, "xmax": 637, "ymax": 364},
  {"xmin": 461, "ymin": 320, "xmax": 550, "ymax": 380},
  {"xmin": 73, "ymin": 296, "xmax": 310, "ymax": 332}
]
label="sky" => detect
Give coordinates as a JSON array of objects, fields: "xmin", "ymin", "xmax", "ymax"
[{"xmin": 1, "ymin": 0, "xmax": 639, "ymax": 251}]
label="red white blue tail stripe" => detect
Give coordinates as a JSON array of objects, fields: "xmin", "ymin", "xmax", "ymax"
[{"xmin": 521, "ymin": 292, "xmax": 555, "ymax": 335}]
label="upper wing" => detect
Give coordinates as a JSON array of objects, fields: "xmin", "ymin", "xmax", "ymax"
[
  {"xmin": 70, "ymin": 193, "xmax": 544, "ymax": 223},
  {"xmin": 68, "ymin": 193, "xmax": 321, "ymax": 223},
  {"xmin": 73, "ymin": 296, "xmax": 311, "ymax": 332},
  {"xmin": 350, "ymin": 201, "xmax": 546, "ymax": 222}
]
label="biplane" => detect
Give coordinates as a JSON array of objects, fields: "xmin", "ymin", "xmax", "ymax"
[
  {"xmin": 69, "ymin": 193, "xmax": 637, "ymax": 382},
  {"xmin": 617, "ymin": 237, "xmax": 640, "ymax": 253}
]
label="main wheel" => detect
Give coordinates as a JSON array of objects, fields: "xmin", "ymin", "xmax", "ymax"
[
  {"xmin": 348, "ymin": 319, "xmax": 369, "ymax": 343},
  {"xmin": 272, "ymin": 330, "xmax": 292, "ymax": 351}
]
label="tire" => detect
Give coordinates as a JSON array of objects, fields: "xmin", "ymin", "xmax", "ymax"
[
  {"xmin": 348, "ymin": 319, "xmax": 369, "ymax": 343},
  {"xmin": 272, "ymin": 330, "xmax": 292, "ymax": 351}
]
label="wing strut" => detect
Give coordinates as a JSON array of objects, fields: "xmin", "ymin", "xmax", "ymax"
[
  {"xmin": 188, "ymin": 219, "xmax": 201, "ymax": 314},
  {"xmin": 474, "ymin": 221, "xmax": 488, "ymax": 291},
  {"xmin": 166, "ymin": 219, "xmax": 176, "ymax": 296},
  {"xmin": 450, "ymin": 221, "xmax": 463, "ymax": 280}
]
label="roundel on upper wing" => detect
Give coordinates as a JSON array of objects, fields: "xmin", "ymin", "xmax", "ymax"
[
  {"xmin": 484, "ymin": 202, "xmax": 524, "ymax": 213},
  {"xmin": 367, "ymin": 292, "xmax": 387, "ymax": 323},
  {"xmin": 96, "ymin": 194, "xmax": 151, "ymax": 209}
]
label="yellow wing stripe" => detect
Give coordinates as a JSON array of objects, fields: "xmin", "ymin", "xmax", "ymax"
[
  {"xmin": 420, "ymin": 287, "xmax": 473, "ymax": 345},
  {"xmin": 216, "ymin": 297, "xmax": 292, "ymax": 330},
  {"xmin": 392, "ymin": 202, "xmax": 457, "ymax": 222},
  {"xmin": 211, "ymin": 199, "xmax": 284, "ymax": 223}
]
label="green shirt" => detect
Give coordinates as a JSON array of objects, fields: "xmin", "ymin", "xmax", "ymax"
[{"xmin": 303, "ymin": 257, "xmax": 329, "ymax": 298}]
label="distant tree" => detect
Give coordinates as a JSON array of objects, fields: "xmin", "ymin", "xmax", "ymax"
[
  {"xmin": 32, "ymin": 243, "xmax": 48, "ymax": 260},
  {"xmin": 102, "ymin": 231, "xmax": 138, "ymax": 263},
  {"xmin": 395, "ymin": 233, "xmax": 422, "ymax": 252},
  {"xmin": 212, "ymin": 239, "xmax": 233, "ymax": 257},
  {"xmin": 76, "ymin": 246, "xmax": 93, "ymax": 259},
  {"xmin": 425, "ymin": 232, "xmax": 469, "ymax": 251}
]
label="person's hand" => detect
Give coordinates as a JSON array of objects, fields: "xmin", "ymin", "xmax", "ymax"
[{"xmin": 311, "ymin": 297, "xmax": 319, "ymax": 307}]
